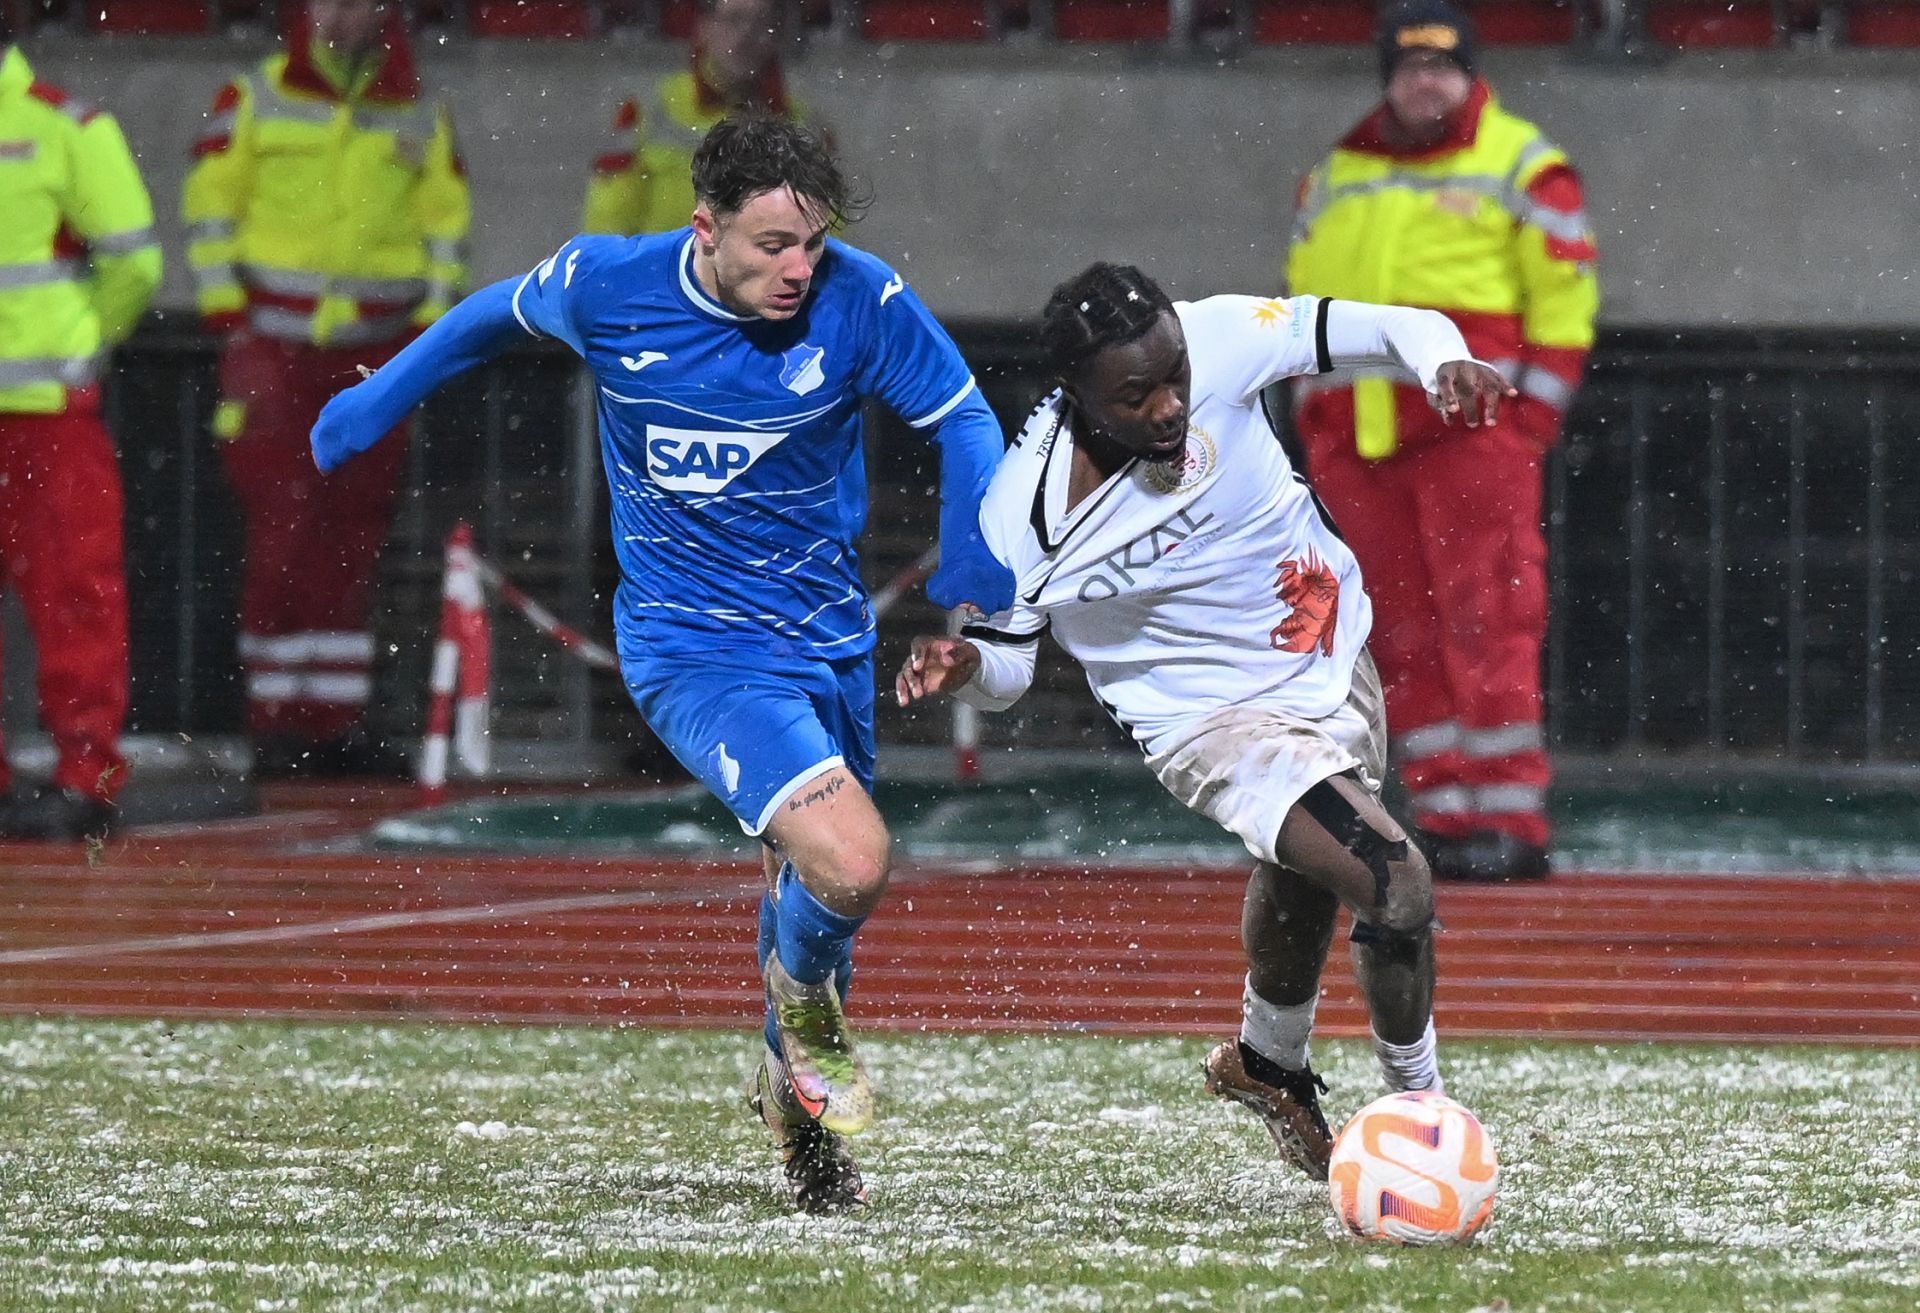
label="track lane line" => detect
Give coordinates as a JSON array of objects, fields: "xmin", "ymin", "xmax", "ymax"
[{"xmin": 0, "ymin": 880, "xmax": 758, "ymax": 967}]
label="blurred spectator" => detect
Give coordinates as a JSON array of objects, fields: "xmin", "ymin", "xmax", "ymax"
[
  {"xmin": 0, "ymin": 18, "xmax": 162, "ymax": 840},
  {"xmin": 584, "ymin": 0, "xmax": 814, "ymax": 235},
  {"xmin": 1286, "ymin": 0, "xmax": 1599, "ymax": 881},
  {"xmin": 183, "ymin": 0, "xmax": 469, "ymax": 777}
]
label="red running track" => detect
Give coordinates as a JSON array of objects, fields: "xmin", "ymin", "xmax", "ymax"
[{"xmin": 1, "ymin": 784, "xmax": 1916, "ymax": 1046}]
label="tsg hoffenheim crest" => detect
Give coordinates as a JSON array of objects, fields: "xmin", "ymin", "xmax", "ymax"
[{"xmin": 780, "ymin": 344, "xmax": 827, "ymax": 396}]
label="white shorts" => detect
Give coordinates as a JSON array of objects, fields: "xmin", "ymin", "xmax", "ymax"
[{"xmin": 1143, "ymin": 653, "xmax": 1388, "ymax": 866}]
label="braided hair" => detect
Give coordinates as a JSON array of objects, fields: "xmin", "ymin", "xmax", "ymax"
[{"xmin": 1039, "ymin": 263, "xmax": 1176, "ymax": 379}]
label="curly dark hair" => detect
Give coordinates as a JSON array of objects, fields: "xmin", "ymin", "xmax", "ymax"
[
  {"xmin": 690, "ymin": 114, "xmax": 867, "ymax": 228},
  {"xmin": 1039, "ymin": 263, "xmax": 1176, "ymax": 378}
]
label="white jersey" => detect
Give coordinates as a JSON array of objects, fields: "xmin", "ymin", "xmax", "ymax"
[{"xmin": 967, "ymin": 294, "xmax": 1371, "ymax": 752}]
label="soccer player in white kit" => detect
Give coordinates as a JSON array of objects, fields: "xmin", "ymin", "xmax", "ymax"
[{"xmin": 895, "ymin": 263, "xmax": 1514, "ymax": 1180}]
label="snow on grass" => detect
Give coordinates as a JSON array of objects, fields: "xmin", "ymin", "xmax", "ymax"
[{"xmin": 0, "ymin": 1020, "xmax": 1915, "ymax": 1311}]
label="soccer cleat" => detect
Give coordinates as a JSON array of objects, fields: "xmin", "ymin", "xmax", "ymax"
[
  {"xmin": 1203, "ymin": 1039, "xmax": 1335, "ymax": 1181},
  {"xmin": 0, "ymin": 786, "xmax": 117, "ymax": 842},
  {"xmin": 763, "ymin": 953, "xmax": 874, "ymax": 1135},
  {"xmin": 750, "ymin": 1051, "xmax": 867, "ymax": 1215}
]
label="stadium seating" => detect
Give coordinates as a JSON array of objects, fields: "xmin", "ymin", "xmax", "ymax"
[
  {"xmin": 1848, "ymin": 2, "xmax": 1920, "ymax": 45},
  {"xmin": 468, "ymin": 0, "xmax": 600, "ymax": 37},
  {"xmin": 1251, "ymin": 0, "xmax": 1377, "ymax": 43},
  {"xmin": 1647, "ymin": 1, "xmax": 1780, "ymax": 46},
  {"xmin": 1252, "ymin": 2, "xmax": 1575, "ymax": 48},
  {"xmin": 1052, "ymin": 0, "xmax": 1171, "ymax": 41},
  {"xmin": 84, "ymin": 0, "xmax": 215, "ymax": 33},
  {"xmin": 1468, "ymin": 0, "xmax": 1577, "ymax": 44},
  {"xmin": 862, "ymin": 0, "xmax": 995, "ymax": 40}
]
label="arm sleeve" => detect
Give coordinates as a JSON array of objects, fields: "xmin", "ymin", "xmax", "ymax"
[
  {"xmin": 1514, "ymin": 163, "xmax": 1599, "ymax": 424},
  {"xmin": 68, "ymin": 113, "xmax": 162, "ymax": 345},
  {"xmin": 582, "ymin": 98, "xmax": 649, "ymax": 236},
  {"xmin": 1181, "ymin": 294, "xmax": 1330, "ymax": 405},
  {"xmin": 309, "ymin": 275, "xmax": 535, "ymax": 473},
  {"xmin": 410, "ymin": 104, "xmax": 472, "ymax": 327},
  {"xmin": 953, "ymin": 619, "xmax": 1044, "ymax": 712},
  {"xmin": 1321, "ymin": 299, "xmax": 1478, "ymax": 393},
  {"xmin": 856, "ymin": 273, "xmax": 1016, "ymax": 614},
  {"xmin": 180, "ymin": 79, "xmax": 252, "ymax": 331}
]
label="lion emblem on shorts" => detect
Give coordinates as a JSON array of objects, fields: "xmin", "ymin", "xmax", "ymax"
[{"xmin": 1140, "ymin": 429, "xmax": 1217, "ymax": 494}]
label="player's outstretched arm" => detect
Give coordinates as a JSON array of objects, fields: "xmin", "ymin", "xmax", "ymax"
[
  {"xmin": 924, "ymin": 391, "xmax": 1017, "ymax": 615},
  {"xmin": 1324, "ymin": 300, "xmax": 1517, "ymax": 428},
  {"xmin": 894, "ymin": 630, "xmax": 1035, "ymax": 713},
  {"xmin": 310, "ymin": 277, "xmax": 529, "ymax": 473},
  {"xmin": 854, "ymin": 258, "xmax": 1016, "ymax": 613}
]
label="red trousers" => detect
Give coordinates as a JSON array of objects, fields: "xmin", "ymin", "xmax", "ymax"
[
  {"xmin": 0, "ymin": 396, "xmax": 130, "ymax": 802},
  {"xmin": 217, "ymin": 334, "xmax": 409, "ymax": 744},
  {"xmin": 1300, "ymin": 403, "xmax": 1552, "ymax": 847}
]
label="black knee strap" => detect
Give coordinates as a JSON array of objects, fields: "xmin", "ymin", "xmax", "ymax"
[
  {"xmin": 1299, "ymin": 777, "xmax": 1408, "ymax": 911},
  {"xmin": 1350, "ymin": 918, "xmax": 1432, "ymax": 966}
]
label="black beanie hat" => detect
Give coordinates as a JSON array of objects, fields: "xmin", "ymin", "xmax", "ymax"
[{"xmin": 1376, "ymin": 0, "xmax": 1478, "ymax": 81}]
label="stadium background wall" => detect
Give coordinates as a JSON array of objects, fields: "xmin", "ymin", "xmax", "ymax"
[
  {"xmin": 8, "ymin": 41, "xmax": 1917, "ymax": 773},
  {"xmin": 23, "ymin": 41, "xmax": 1920, "ymax": 327}
]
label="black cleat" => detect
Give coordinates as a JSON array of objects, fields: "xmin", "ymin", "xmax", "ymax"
[
  {"xmin": 750, "ymin": 1051, "xmax": 867, "ymax": 1216},
  {"xmin": 0, "ymin": 786, "xmax": 117, "ymax": 842},
  {"xmin": 1203, "ymin": 1040, "xmax": 1334, "ymax": 1180}
]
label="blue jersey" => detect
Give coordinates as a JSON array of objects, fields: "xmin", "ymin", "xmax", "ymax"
[{"xmin": 509, "ymin": 230, "xmax": 985, "ymax": 663}]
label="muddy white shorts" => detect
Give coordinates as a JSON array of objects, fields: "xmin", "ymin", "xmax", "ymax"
[{"xmin": 1143, "ymin": 653, "xmax": 1388, "ymax": 865}]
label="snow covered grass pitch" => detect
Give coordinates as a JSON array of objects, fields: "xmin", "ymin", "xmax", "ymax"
[{"xmin": 1, "ymin": 1020, "xmax": 1914, "ymax": 1312}]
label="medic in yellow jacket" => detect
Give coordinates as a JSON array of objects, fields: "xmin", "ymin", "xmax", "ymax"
[
  {"xmin": 0, "ymin": 37, "xmax": 160, "ymax": 839},
  {"xmin": 0, "ymin": 44, "xmax": 160, "ymax": 412},
  {"xmin": 1288, "ymin": 80, "xmax": 1598, "ymax": 460},
  {"xmin": 1286, "ymin": 1, "xmax": 1599, "ymax": 883},
  {"xmin": 584, "ymin": 0, "xmax": 811, "ymax": 236},
  {"xmin": 183, "ymin": 1, "xmax": 466, "ymax": 776},
  {"xmin": 182, "ymin": 6, "xmax": 469, "ymax": 348}
]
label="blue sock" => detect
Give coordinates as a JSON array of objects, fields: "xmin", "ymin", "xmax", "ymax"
[
  {"xmin": 758, "ymin": 890, "xmax": 782, "ymax": 1055},
  {"xmin": 775, "ymin": 864, "xmax": 865, "ymax": 987}
]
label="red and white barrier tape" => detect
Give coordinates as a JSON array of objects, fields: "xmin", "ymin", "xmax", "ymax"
[{"xmin": 416, "ymin": 527, "xmax": 978, "ymax": 801}]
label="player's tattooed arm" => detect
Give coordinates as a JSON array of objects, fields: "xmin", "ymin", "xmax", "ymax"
[{"xmin": 894, "ymin": 635, "xmax": 982, "ymax": 706}]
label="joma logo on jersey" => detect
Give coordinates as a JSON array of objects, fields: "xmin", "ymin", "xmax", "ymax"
[
  {"xmin": 1076, "ymin": 507, "xmax": 1217, "ymax": 602},
  {"xmin": 645, "ymin": 425, "xmax": 789, "ymax": 493}
]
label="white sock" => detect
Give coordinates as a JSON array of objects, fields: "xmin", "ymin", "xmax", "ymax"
[
  {"xmin": 1240, "ymin": 977, "xmax": 1316, "ymax": 1072},
  {"xmin": 1373, "ymin": 1019, "xmax": 1443, "ymax": 1094}
]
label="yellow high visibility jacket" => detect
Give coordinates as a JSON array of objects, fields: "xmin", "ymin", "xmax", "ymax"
[
  {"xmin": 583, "ymin": 67, "xmax": 810, "ymax": 236},
  {"xmin": 0, "ymin": 46, "xmax": 162, "ymax": 414},
  {"xmin": 1288, "ymin": 84, "xmax": 1599, "ymax": 459},
  {"xmin": 182, "ymin": 33, "xmax": 469, "ymax": 350}
]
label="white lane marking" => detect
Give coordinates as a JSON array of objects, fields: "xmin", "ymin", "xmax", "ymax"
[{"xmin": 0, "ymin": 882, "xmax": 759, "ymax": 966}]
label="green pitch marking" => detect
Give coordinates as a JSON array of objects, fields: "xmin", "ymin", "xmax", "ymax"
[
  {"xmin": 372, "ymin": 770, "xmax": 1920, "ymax": 874},
  {"xmin": 0, "ymin": 1020, "xmax": 1915, "ymax": 1312}
]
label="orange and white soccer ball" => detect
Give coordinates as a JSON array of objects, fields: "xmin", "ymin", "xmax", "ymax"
[{"xmin": 1328, "ymin": 1090, "xmax": 1499, "ymax": 1246}]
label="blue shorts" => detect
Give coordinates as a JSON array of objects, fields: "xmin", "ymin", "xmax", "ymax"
[{"xmin": 624, "ymin": 648, "xmax": 877, "ymax": 836}]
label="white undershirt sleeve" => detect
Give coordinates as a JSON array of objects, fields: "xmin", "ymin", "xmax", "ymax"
[
  {"xmin": 1321, "ymin": 299, "xmax": 1480, "ymax": 394},
  {"xmin": 954, "ymin": 635, "xmax": 1038, "ymax": 712}
]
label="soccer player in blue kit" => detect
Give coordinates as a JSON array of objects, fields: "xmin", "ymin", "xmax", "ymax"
[{"xmin": 310, "ymin": 116, "xmax": 1015, "ymax": 1214}]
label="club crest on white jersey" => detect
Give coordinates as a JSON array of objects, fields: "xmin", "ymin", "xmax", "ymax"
[
  {"xmin": 645, "ymin": 426, "xmax": 789, "ymax": 493},
  {"xmin": 1139, "ymin": 429, "xmax": 1218, "ymax": 494}
]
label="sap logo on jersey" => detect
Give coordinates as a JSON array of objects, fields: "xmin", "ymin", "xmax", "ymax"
[{"xmin": 645, "ymin": 426, "xmax": 789, "ymax": 493}]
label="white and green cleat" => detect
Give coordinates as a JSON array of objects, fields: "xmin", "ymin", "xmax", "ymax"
[{"xmin": 763, "ymin": 954, "xmax": 874, "ymax": 1135}]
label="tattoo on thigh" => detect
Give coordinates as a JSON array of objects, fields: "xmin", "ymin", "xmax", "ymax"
[{"xmin": 786, "ymin": 774, "xmax": 847, "ymax": 812}]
